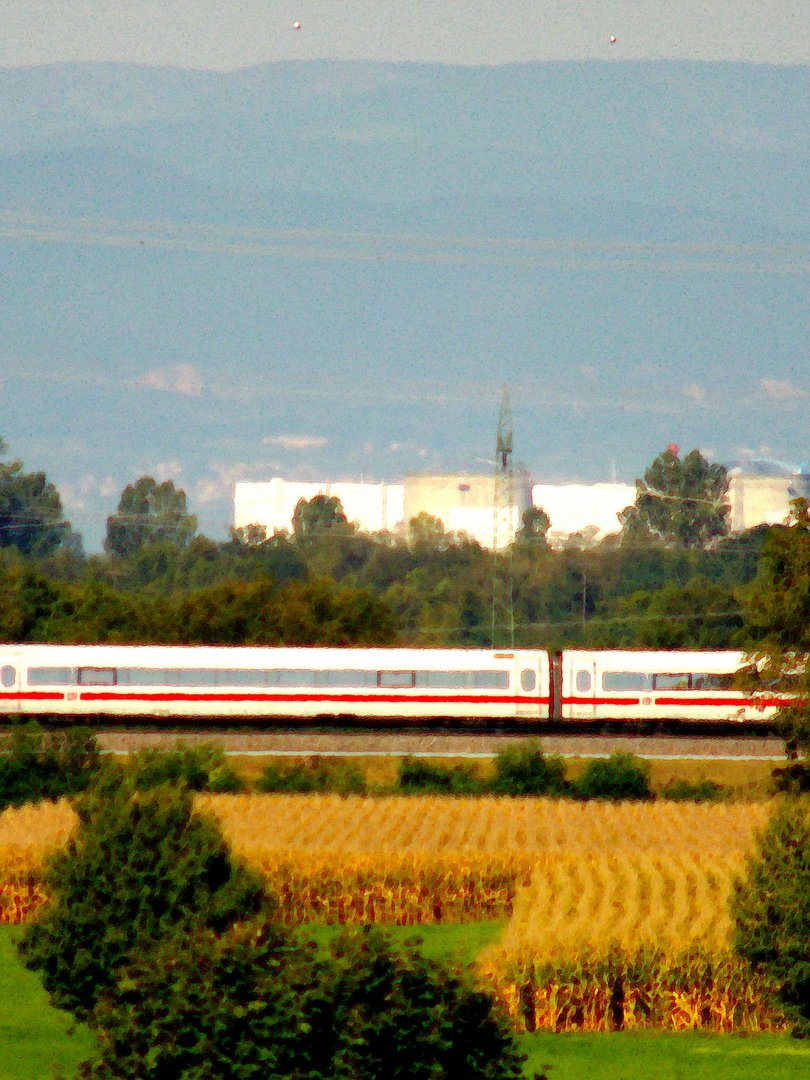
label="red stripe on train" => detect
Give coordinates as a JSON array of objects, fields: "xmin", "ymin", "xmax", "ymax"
[
  {"xmin": 562, "ymin": 696, "xmax": 641, "ymax": 706},
  {"xmin": 654, "ymin": 695, "xmax": 791, "ymax": 708},
  {"xmin": 562, "ymin": 695, "xmax": 790, "ymax": 708},
  {"xmin": 0, "ymin": 692, "xmax": 65, "ymax": 701},
  {"xmin": 79, "ymin": 691, "xmax": 551, "ymax": 706}
]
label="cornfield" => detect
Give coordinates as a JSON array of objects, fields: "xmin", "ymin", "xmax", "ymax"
[
  {"xmin": 0, "ymin": 793, "xmax": 785, "ymax": 1030},
  {"xmin": 0, "ymin": 800, "xmax": 75, "ymax": 923}
]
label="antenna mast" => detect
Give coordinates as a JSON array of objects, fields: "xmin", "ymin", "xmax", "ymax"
[{"xmin": 491, "ymin": 386, "xmax": 515, "ymax": 648}]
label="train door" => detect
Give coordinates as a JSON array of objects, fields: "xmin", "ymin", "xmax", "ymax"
[
  {"xmin": 0, "ymin": 652, "xmax": 21, "ymax": 715},
  {"xmin": 567, "ymin": 655, "xmax": 597, "ymax": 721},
  {"xmin": 515, "ymin": 654, "xmax": 546, "ymax": 721}
]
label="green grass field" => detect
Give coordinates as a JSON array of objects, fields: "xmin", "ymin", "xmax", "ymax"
[
  {"xmin": 520, "ymin": 1031, "xmax": 810, "ymax": 1080},
  {"xmin": 1, "ymin": 924, "xmax": 809, "ymax": 1079},
  {"xmin": 0, "ymin": 927, "xmax": 96, "ymax": 1080}
]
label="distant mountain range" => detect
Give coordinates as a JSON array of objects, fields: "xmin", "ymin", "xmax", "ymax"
[{"xmin": 2, "ymin": 60, "xmax": 809, "ymax": 550}]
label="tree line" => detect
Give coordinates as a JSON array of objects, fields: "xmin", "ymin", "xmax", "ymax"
[{"xmin": 1, "ymin": 437, "xmax": 785, "ymax": 651}]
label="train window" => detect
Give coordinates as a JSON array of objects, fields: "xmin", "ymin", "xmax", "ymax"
[
  {"xmin": 78, "ymin": 667, "xmax": 116, "ymax": 686},
  {"xmin": 221, "ymin": 670, "xmax": 267, "ymax": 687},
  {"xmin": 314, "ymin": 670, "xmax": 376, "ymax": 688},
  {"xmin": 415, "ymin": 671, "xmax": 470, "ymax": 689},
  {"xmin": 378, "ymin": 671, "xmax": 415, "ymax": 688},
  {"xmin": 576, "ymin": 670, "xmax": 591, "ymax": 692},
  {"xmin": 28, "ymin": 667, "xmax": 75, "ymax": 686},
  {"xmin": 276, "ymin": 670, "xmax": 316, "ymax": 687},
  {"xmin": 653, "ymin": 674, "xmax": 690, "ymax": 691},
  {"xmin": 474, "ymin": 671, "xmax": 509, "ymax": 689},
  {"xmin": 0, "ymin": 665, "xmax": 15, "ymax": 688},
  {"xmin": 692, "ymin": 673, "xmax": 735, "ymax": 690},
  {"xmin": 602, "ymin": 671, "xmax": 652, "ymax": 691},
  {"xmin": 520, "ymin": 669, "xmax": 536, "ymax": 692},
  {"xmin": 171, "ymin": 669, "xmax": 219, "ymax": 687},
  {"xmin": 118, "ymin": 668, "xmax": 167, "ymax": 686}
]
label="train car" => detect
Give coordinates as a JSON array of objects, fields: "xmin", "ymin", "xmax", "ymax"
[
  {"xmin": 0, "ymin": 644, "xmax": 550, "ymax": 724},
  {"xmin": 556, "ymin": 649, "xmax": 784, "ymax": 724}
]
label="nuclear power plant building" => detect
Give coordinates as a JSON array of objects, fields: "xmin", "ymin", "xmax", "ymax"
[{"xmin": 233, "ymin": 474, "xmax": 636, "ymax": 549}]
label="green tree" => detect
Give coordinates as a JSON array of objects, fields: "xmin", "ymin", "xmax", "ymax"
[
  {"xmin": 738, "ymin": 498, "xmax": 810, "ymax": 758},
  {"xmin": 81, "ymin": 921, "xmax": 318, "ymax": 1080},
  {"xmin": 83, "ymin": 925, "xmax": 524, "ymax": 1080},
  {"xmin": 408, "ymin": 511, "xmax": 449, "ymax": 554},
  {"xmin": 513, "ymin": 504, "xmax": 550, "ymax": 552},
  {"xmin": 104, "ymin": 477, "xmax": 197, "ymax": 558},
  {"xmin": 19, "ymin": 775, "xmax": 267, "ymax": 1020},
  {"xmin": 620, "ymin": 446, "xmax": 730, "ymax": 549},
  {"xmin": 600, "ymin": 577, "xmax": 742, "ymax": 649},
  {"xmin": 314, "ymin": 929, "xmax": 524, "ymax": 1080},
  {"xmin": 0, "ymin": 437, "xmax": 74, "ymax": 557},
  {"xmin": 292, "ymin": 494, "xmax": 352, "ymax": 539},
  {"xmin": 732, "ymin": 798, "xmax": 810, "ymax": 1034}
]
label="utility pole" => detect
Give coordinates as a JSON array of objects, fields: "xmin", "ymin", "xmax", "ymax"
[{"xmin": 491, "ymin": 386, "xmax": 515, "ymax": 648}]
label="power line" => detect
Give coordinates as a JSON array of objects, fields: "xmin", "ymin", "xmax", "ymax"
[{"xmin": 413, "ymin": 607, "xmax": 745, "ymax": 635}]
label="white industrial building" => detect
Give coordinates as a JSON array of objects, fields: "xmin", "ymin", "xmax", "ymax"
[
  {"xmin": 234, "ymin": 479, "xmax": 404, "ymax": 537},
  {"xmin": 726, "ymin": 470, "xmax": 810, "ymax": 531},
  {"xmin": 234, "ymin": 475, "xmax": 633, "ymax": 549},
  {"xmin": 531, "ymin": 483, "xmax": 635, "ymax": 547},
  {"xmin": 234, "ymin": 470, "xmax": 806, "ymax": 551}
]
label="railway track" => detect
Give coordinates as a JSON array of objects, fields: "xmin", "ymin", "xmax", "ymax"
[{"xmin": 88, "ymin": 727, "xmax": 789, "ymax": 762}]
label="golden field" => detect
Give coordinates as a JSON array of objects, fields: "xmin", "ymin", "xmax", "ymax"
[
  {"xmin": 0, "ymin": 795, "xmax": 769, "ymax": 927},
  {"xmin": 0, "ymin": 794, "xmax": 783, "ymax": 1030}
]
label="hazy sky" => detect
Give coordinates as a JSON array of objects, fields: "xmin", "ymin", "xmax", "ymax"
[{"xmin": 2, "ymin": 1, "xmax": 810, "ymax": 70}]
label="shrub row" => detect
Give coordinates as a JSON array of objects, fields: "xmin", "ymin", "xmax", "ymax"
[
  {"xmin": 396, "ymin": 748, "xmax": 658, "ymax": 801},
  {"xmin": 0, "ymin": 725, "xmax": 729, "ymax": 806},
  {"xmin": 0, "ymin": 723, "xmax": 101, "ymax": 811},
  {"xmin": 257, "ymin": 749, "xmax": 728, "ymax": 800},
  {"xmin": 0, "ymin": 725, "xmax": 245, "ymax": 812}
]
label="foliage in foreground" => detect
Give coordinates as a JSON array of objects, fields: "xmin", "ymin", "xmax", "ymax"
[
  {"xmin": 257, "ymin": 758, "xmax": 366, "ymax": 795},
  {"xmin": 395, "ymin": 749, "xmax": 654, "ymax": 800},
  {"xmin": 733, "ymin": 797, "xmax": 810, "ymax": 1035},
  {"xmin": 489, "ymin": 745, "xmax": 568, "ymax": 797},
  {"xmin": 18, "ymin": 776, "xmax": 267, "ymax": 1019},
  {"xmin": 573, "ymin": 753, "xmax": 653, "ymax": 801},
  {"xmin": 128, "ymin": 745, "xmax": 244, "ymax": 793},
  {"xmin": 739, "ymin": 497, "xmax": 810, "ymax": 759},
  {"xmin": 82, "ymin": 924, "xmax": 524, "ymax": 1080},
  {"xmin": 397, "ymin": 756, "xmax": 484, "ymax": 795},
  {"xmin": 0, "ymin": 722, "xmax": 101, "ymax": 811}
]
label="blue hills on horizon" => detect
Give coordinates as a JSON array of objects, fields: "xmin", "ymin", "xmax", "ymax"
[{"xmin": 2, "ymin": 59, "xmax": 809, "ymax": 550}]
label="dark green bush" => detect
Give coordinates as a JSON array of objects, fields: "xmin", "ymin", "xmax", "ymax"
[
  {"xmin": 81, "ymin": 920, "xmax": 318, "ymax": 1080},
  {"xmin": 312, "ymin": 928, "xmax": 524, "ymax": 1080},
  {"xmin": 489, "ymin": 743, "xmax": 568, "ymax": 796},
  {"xmin": 128, "ymin": 743, "xmax": 244, "ymax": 793},
  {"xmin": 733, "ymin": 798, "xmax": 810, "ymax": 1035},
  {"xmin": 771, "ymin": 764, "xmax": 810, "ymax": 795},
  {"xmin": 19, "ymin": 776, "xmax": 267, "ymax": 1020},
  {"xmin": 0, "ymin": 722, "xmax": 101, "ymax": 810},
  {"xmin": 572, "ymin": 753, "xmax": 653, "ymax": 801},
  {"xmin": 660, "ymin": 778, "xmax": 728, "ymax": 802},
  {"xmin": 257, "ymin": 758, "xmax": 366, "ymax": 795},
  {"xmin": 397, "ymin": 756, "xmax": 483, "ymax": 795},
  {"xmin": 81, "ymin": 925, "xmax": 523, "ymax": 1080}
]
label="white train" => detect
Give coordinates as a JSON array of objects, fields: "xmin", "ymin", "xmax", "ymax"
[{"xmin": 0, "ymin": 644, "xmax": 787, "ymax": 725}]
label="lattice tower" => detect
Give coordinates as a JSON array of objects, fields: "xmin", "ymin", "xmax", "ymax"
[{"xmin": 491, "ymin": 386, "xmax": 515, "ymax": 648}]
